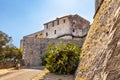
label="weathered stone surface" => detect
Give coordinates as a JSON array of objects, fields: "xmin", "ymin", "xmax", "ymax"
[
  {"xmin": 22, "ymin": 37, "xmax": 84, "ymax": 66},
  {"xmin": 75, "ymin": 0, "xmax": 120, "ymax": 80}
]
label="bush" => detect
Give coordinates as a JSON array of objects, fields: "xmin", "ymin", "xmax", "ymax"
[
  {"xmin": 41, "ymin": 41, "xmax": 81, "ymax": 74},
  {"xmin": 40, "ymin": 55, "xmax": 47, "ymax": 66}
]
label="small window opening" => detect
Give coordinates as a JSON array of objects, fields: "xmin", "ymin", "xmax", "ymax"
[
  {"xmin": 46, "ymin": 32, "xmax": 48, "ymax": 36},
  {"xmin": 40, "ymin": 51, "xmax": 42, "ymax": 54},
  {"xmin": 73, "ymin": 29, "xmax": 75, "ymax": 32},
  {"xmin": 63, "ymin": 19, "xmax": 66, "ymax": 23},
  {"xmin": 46, "ymin": 24, "xmax": 48, "ymax": 29},
  {"xmin": 57, "ymin": 19, "xmax": 59, "ymax": 25},
  {"xmin": 52, "ymin": 21, "xmax": 54, "ymax": 27},
  {"xmin": 54, "ymin": 30, "xmax": 56, "ymax": 34}
]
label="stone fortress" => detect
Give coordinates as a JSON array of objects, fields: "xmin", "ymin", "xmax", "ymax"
[
  {"xmin": 21, "ymin": 14, "xmax": 90, "ymax": 66},
  {"xmin": 22, "ymin": 14, "xmax": 90, "ymax": 40},
  {"xmin": 43, "ymin": 15, "xmax": 90, "ymax": 40}
]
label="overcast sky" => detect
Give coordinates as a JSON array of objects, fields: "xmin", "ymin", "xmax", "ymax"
[{"xmin": 0, "ymin": 0, "xmax": 95, "ymax": 47}]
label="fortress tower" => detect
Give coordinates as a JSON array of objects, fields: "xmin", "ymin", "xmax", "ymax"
[{"xmin": 44, "ymin": 14, "xmax": 90, "ymax": 40}]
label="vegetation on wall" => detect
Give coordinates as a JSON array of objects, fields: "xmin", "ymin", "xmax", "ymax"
[{"xmin": 41, "ymin": 41, "xmax": 81, "ymax": 74}]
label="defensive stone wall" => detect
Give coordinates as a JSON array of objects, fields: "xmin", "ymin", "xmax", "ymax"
[
  {"xmin": 22, "ymin": 37, "xmax": 84, "ymax": 66},
  {"xmin": 75, "ymin": 0, "xmax": 120, "ymax": 80}
]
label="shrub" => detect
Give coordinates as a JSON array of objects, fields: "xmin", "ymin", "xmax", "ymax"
[
  {"xmin": 40, "ymin": 55, "xmax": 47, "ymax": 66},
  {"xmin": 41, "ymin": 41, "xmax": 81, "ymax": 74}
]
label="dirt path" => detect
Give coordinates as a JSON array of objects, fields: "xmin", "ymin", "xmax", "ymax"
[
  {"xmin": 0, "ymin": 67, "xmax": 74, "ymax": 80},
  {"xmin": 0, "ymin": 67, "xmax": 44, "ymax": 80}
]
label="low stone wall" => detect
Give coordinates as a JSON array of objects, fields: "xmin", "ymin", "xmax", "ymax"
[
  {"xmin": 0, "ymin": 61, "xmax": 15, "ymax": 69},
  {"xmin": 22, "ymin": 37, "xmax": 84, "ymax": 66}
]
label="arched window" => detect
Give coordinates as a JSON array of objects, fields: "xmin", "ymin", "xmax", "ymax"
[{"xmin": 39, "ymin": 34, "xmax": 43, "ymax": 38}]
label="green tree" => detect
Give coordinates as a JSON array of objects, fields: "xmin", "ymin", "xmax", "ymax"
[
  {"xmin": 0, "ymin": 31, "xmax": 22, "ymax": 61},
  {"xmin": 3, "ymin": 45, "xmax": 22, "ymax": 60},
  {"xmin": 0, "ymin": 31, "xmax": 11, "ymax": 58}
]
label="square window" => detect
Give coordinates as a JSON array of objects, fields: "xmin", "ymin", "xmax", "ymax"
[{"xmin": 54, "ymin": 30, "xmax": 56, "ymax": 34}]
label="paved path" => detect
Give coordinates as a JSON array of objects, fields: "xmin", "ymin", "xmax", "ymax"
[{"xmin": 0, "ymin": 67, "xmax": 44, "ymax": 80}]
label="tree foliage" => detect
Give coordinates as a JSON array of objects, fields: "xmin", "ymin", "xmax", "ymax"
[
  {"xmin": 0, "ymin": 31, "xmax": 22, "ymax": 61},
  {"xmin": 0, "ymin": 31, "xmax": 11, "ymax": 56},
  {"xmin": 41, "ymin": 41, "xmax": 81, "ymax": 74},
  {"xmin": 0, "ymin": 31, "xmax": 11, "ymax": 46},
  {"xmin": 3, "ymin": 45, "xmax": 22, "ymax": 59}
]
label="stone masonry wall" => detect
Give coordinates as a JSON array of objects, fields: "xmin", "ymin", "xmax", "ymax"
[
  {"xmin": 22, "ymin": 37, "xmax": 84, "ymax": 66},
  {"xmin": 75, "ymin": 0, "xmax": 120, "ymax": 80},
  {"xmin": 44, "ymin": 17, "xmax": 71, "ymax": 38}
]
